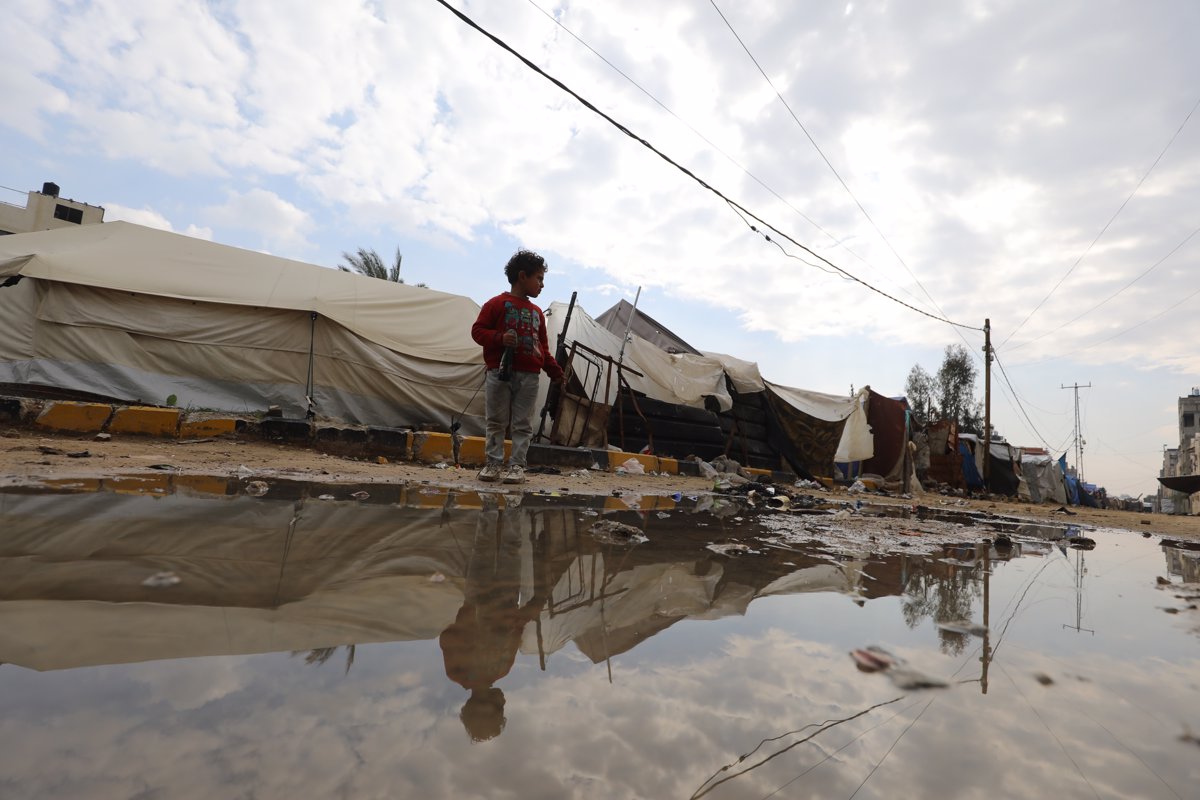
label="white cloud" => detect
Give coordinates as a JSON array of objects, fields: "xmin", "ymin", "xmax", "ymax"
[
  {"xmin": 203, "ymin": 188, "xmax": 314, "ymax": 254},
  {"xmin": 103, "ymin": 202, "xmax": 213, "ymax": 240}
]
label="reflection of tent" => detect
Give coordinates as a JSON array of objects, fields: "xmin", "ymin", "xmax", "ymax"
[
  {"xmin": 0, "ymin": 492, "xmax": 473, "ymax": 670},
  {"xmin": 0, "ymin": 222, "xmax": 486, "ymax": 431}
]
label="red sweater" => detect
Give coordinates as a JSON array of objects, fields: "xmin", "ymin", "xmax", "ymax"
[{"xmin": 471, "ymin": 293, "xmax": 564, "ymax": 380}]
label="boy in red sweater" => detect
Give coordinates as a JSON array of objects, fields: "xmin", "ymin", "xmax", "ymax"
[{"xmin": 470, "ymin": 250, "xmax": 564, "ymax": 484}]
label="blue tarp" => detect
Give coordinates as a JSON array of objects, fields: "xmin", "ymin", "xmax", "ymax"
[
  {"xmin": 1058, "ymin": 454, "xmax": 1080, "ymax": 505},
  {"xmin": 959, "ymin": 441, "xmax": 985, "ymax": 489}
]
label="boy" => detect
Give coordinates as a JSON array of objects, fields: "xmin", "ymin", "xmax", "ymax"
[{"xmin": 470, "ymin": 250, "xmax": 564, "ymax": 484}]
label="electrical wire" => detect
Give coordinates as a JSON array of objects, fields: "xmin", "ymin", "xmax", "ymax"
[
  {"xmin": 521, "ymin": 0, "xmax": 938, "ymax": 313},
  {"xmin": 991, "ymin": 347, "xmax": 1059, "ymax": 452},
  {"xmin": 1009, "ymin": 222, "xmax": 1200, "ymax": 352},
  {"xmin": 1001, "ymin": 93, "xmax": 1200, "ymax": 348},
  {"xmin": 432, "ymin": 0, "xmax": 983, "ymax": 332},
  {"xmin": 708, "ymin": 0, "xmax": 950, "ymax": 323}
]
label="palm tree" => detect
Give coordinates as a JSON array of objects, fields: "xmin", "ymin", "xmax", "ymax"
[{"xmin": 339, "ymin": 246, "xmax": 427, "ymax": 287}]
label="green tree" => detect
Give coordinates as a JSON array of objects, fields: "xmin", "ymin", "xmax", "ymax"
[
  {"xmin": 936, "ymin": 344, "xmax": 982, "ymax": 433},
  {"xmin": 906, "ymin": 345, "xmax": 983, "ymax": 433},
  {"xmin": 339, "ymin": 246, "xmax": 426, "ymax": 286},
  {"xmin": 904, "ymin": 364, "xmax": 937, "ymax": 425}
]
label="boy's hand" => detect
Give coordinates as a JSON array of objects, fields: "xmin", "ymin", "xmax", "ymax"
[
  {"xmin": 502, "ymin": 330, "xmax": 518, "ymax": 347},
  {"xmin": 552, "ymin": 373, "xmax": 566, "ymax": 385}
]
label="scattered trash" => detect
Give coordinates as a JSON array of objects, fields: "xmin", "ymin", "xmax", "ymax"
[
  {"xmin": 142, "ymin": 571, "xmax": 181, "ymax": 588},
  {"xmin": 849, "ymin": 646, "xmax": 948, "ymax": 690},
  {"xmin": 617, "ymin": 458, "xmax": 645, "ymax": 475},
  {"xmin": 177, "ymin": 437, "xmax": 215, "ymax": 444},
  {"xmin": 833, "ymin": 510, "xmax": 851, "ymax": 521},
  {"xmin": 37, "ymin": 446, "xmax": 64, "ymax": 456},
  {"xmin": 526, "ymin": 465, "xmax": 561, "ymax": 474},
  {"xmin": 695, "ymin": 459, "xmax": 720, "ymax": 479},
  {"xmin": 580, "ymin": 509, "xmax": 599, "ymax": 517},
  {"xmin": 245, "ymin": 480, "xmax": 269, "ymax": 497},
  {"xmin": 67, "ymin": 450, "xmax": 91, "ymax": 459},
  {"xmin": 1068, "ymin": 536, "xmax": 1096, "ymax": 550},
  {"xmin": 936, "ymin": 619, "xmax": 989, "ymax": 637},
  {"xmin": 236, "ymin": 465, "xmax": 254, "ymax": 478},
  {"xmin": 671, "ymin": 492, "xmax": 682, "ymax": 501},
  {"xmin": 794, "ymin": 479, "xmax": 823, "ymax": 490},
  {"xmin": 1051, "ymin": 506, "xmax": 1077, "ymax": 516},
  {"xmin": 351, "ymin": 490, "xmax": 370, "ymax": 500},
  {"xmin": 318, "ymin": 494, "xmax": 336, "ymax": 501},
  {"xmin": 847, "ymin": 480, "xmax": 867, "ymax": 494},
  {"xmin": 588, "ymin": 519, "xmax": 648, "ymax": 546},
  {"xmin": 569, "ymin": 469, "xmax": 590, "ymax": 478},
  {"xmin": 429, "ymin": 572, "xmax": 446, "ymax": 583},
  {"xmin": 656, "ymin": 511, "xmax": 670, "ymax": 519},
  {"xmin": 433, "ymin": 462, "xmax": 449, "ymax": 470},
  {"xmin": 706, "ymin": 542, "xmax": 760, "ymax": 557},
  {"xmin": 1034, "ymin": 673, "xmax": 1054, "ymax": 686},
  {"xmin": 376, "ymin": 456, "xmax": 389, "ymax": 464}
]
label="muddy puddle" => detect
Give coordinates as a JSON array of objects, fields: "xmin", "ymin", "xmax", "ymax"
[{"xmin": 1, "ymin": 477, "xmax": 1198, "ymax": 799}]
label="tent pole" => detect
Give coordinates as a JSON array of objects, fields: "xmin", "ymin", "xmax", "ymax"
[{"xmin": 305, "ymin": 311, "xmax": 318, "ymax": 419}]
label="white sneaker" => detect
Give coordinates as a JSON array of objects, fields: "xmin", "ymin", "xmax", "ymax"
[
  {"xmin": 502, "ymin": 465, "xmax": 525, "ymax": 484},
  {"xmin": 478, "ymin": 463, "xmax": 502, "ymax": 482}
]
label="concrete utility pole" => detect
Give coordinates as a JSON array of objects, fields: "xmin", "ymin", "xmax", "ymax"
[
  {"xmin": 1061, "ymin": 382, "xmax": 1091, "ymax": 481},
  {"xmin": 983, "ymin": 319, "xmax": 992, "ymax": 484}
]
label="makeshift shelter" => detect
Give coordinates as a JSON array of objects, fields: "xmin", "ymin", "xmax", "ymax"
[
  {"xmin": 544, "ymin": 301, "xmax": 875, "ymax": 475},
  {"xmin": 0, "ymin": 222, "xmax": 486, "ymax": 431},
  {"xmin": 1021, "ymin": 452, "xmax": 1068, "ymax": 504}
]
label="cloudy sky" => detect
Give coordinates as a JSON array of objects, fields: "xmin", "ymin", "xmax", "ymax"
[{"xmin": 3, "ymin": 0, "xmax": 1198, "ymax": 495}]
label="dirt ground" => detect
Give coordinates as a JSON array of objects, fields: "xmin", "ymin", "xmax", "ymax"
[{"xmin": 2, "ymin": 427, "xmax": 1195, "ymax": 540}]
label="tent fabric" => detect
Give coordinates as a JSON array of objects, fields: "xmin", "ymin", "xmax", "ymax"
[
  {"xmin": 958, "ymin": 441, "xmax": 985, "ymax": 489},
  {"xmin": 863, "ymin": 392, "xmax": 907, "ymax": 479},
  {"xmin": 542, "ymin": 301, "xmax": 732, "ymax": 412},
  {"xmin": 1059, "ymin": 454, "xmax": 1081, "ymax": 505},
  {"xmin": 0, "ymin": 222, "xmax": 482, "ymax": 362},
  {"xmin": 1021, "ymin": 454, "xmax": 1068, "ymax": 504},
  {"xmin": 703, "ymin": 351, "xmax": 766, "ymax": 394},
  {"xmin": 764, "ymin": 382, "xmax": 873, "ymax": 463},
  {"xmin": 0, "ymin": 223, "xmax": 487, "ymax": 429}
]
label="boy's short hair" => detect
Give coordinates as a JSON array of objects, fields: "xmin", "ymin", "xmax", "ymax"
[{"xmin": 505, "ymin": 250, "xmax": 546, "ymax": 284}]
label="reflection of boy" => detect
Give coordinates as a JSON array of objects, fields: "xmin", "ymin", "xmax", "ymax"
[
  {"xmin": 438, "ymin": 500, "xmax": 541, "ymax": 742},
  {"xmin": 470, "ymin": 250, "xmax": 564, "ymax": 484}
]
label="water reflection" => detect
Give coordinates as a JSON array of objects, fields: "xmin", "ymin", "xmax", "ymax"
[{"xmin": 1, "ymin": 479, "xmax": 1199, "ymax": 798}]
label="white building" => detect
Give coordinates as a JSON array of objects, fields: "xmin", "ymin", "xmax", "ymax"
[{"xmin": 0, "ymin": 182, "xmax": 104, "ymax": 235}]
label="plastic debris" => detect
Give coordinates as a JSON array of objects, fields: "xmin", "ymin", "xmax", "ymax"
[
  {"xmin": 245, "ymin": 480, "xmax": 269, "ymax": 497},
  {"xmin": 849, "ymin": 646, "xmax": 948, "ymax": 690},
  {"xmin": 429, "ymin": 572, "xmax": 446, "ymax": 583},
  {"xmin": 588, "ymin": 519, "xmax": 648, "ymax": 546},
  {"xmin": 236, "ymin": 465, "xmax": 254, "ymax": 478},
  {"xmin": 142, "ymin": 571, "xmax": 181, "ymax": 588},
  {"xmin": 656, "ymin": 511, "xmax": 670, "ymax": 519},
  {"xmin": 936, "ymin": 619, "xmax": 989, "ymax": 637},
  {"xmin": 618, "ymin": 458, "xmax": 645, "ymax": 475},
  {"xmin": 847, "ymin": 480, "xmax": 867, "ymax": 494},
  {"xmin": 318, "ymin": 494, "xmax": 336, "ymax": 501},
  {"xmin": 706, "ymin": 542, "xmax": 760, "ymax": 557},
  {"xmin": 351, "ymin": 490, "xmax": 370, "ymax": 500},
  {"xmin": 433, "ymin": 462, "xmax": 449, "ymax": 469}
]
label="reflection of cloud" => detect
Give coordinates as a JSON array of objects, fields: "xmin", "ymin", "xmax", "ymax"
[{"xmin": 1, "ymin": 628, "xmax": 1196, "ymax": 799}]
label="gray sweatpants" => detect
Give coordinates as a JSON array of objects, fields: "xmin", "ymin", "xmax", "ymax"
[{"xmin": 484, "ymin": 368, "xmax": 541, "ymax": 467}]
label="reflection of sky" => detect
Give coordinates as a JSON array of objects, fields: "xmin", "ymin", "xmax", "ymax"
[{"xmin": 1, "ymin": 488, "xmax": 1199, "ymax": 798}]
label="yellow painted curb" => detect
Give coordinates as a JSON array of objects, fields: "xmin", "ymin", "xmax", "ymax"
[
  {"xmin": 413, "ymin": 432, "xmax": 454, "ymax": 463},
  {"xmin": 35, "ymin": 401, "xmax": 112, "ymax": 433},
  {"xmin": 179, "ymin": 417, "xmax": 237, "ymax": 438},
  {"xmin": 744, "ymin": 467, "xmax": 772, "ymax": 478},
  {"xmin": 176, "ymin": 475, "xmax": 234, "ymax": 496},
  {"xmin": 109, "ymin": 406, "xmax": 181, "ymax": 437},
  {"xmin": 107, "ymin": 475, "xmax": 171, "ymax": 495},
  {"xmin": 657, "ymin": 456, "xmax": 679, "ymax": 475}
]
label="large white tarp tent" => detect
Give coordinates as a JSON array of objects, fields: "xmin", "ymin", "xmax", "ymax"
[{"xmin": 0, "ymin": 222, "xmax": 486, "ymax": 431}]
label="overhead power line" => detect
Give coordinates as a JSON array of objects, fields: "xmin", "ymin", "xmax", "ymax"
[
  {"xmin": 521, "ymin": 0, "xmax": 934, "ymax": 312},
  {"xmin": 1000, "ymin": 93, "xmax": 1200, "ymax": 348},
  {"xmin": 708, "ymin": 0, "xmax": 949, "ymax": 321},
  {"xmin": 1009, "ymin": 222, "xmax": 1200, "ymax": 352},
  {"xmin": 433, "ymin": 0, "xmax": 982, "ymax": 331}
]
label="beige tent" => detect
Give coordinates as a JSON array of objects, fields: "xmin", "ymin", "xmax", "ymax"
[{"xmin": 0, "ymin": 222, "xmax": 486, "ymax": 431}]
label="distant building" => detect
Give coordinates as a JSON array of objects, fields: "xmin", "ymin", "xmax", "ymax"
[
  {"xmin": 1158, "ymin": 387, "xmax": 1200, "ymax": 514},
  {"xmin": 0, "ymin": 182, "xmax": 105, "ymax": 235}
]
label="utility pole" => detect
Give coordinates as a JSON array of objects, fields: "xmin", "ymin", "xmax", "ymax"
[
  {"xmin": 983, "ymin": 319, "xmax": 992, "ymax": 485},
  {"xmin": 1060, "ymin": 382, "xmax": 1092, "ymax": 482}
]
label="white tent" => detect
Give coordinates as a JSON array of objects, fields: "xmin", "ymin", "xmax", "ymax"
[{"xmin": 0, "ymin": 222, "xmax": 486, "ymax": 431}]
